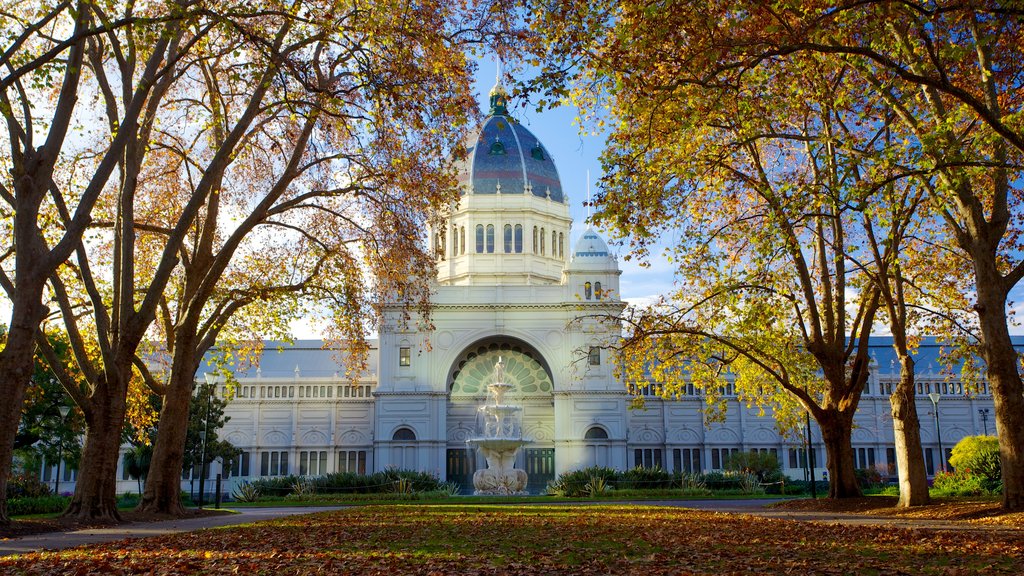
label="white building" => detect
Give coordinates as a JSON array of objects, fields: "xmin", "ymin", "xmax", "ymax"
[{"xmin": 52, "ymin": 80, "xmax": 1001, "ymax": 495}]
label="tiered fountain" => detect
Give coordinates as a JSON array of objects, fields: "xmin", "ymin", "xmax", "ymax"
[{"xmin": 466, "ymin": 357, "xmax": 532, "ymax": 494}]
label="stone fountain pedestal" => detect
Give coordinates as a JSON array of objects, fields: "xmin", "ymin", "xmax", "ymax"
[
  {"xmin": 467, "ymin": 438, "xmax": 530, "ymax": 494},
  {"xmin": 466, "ymin": 357, "xmax": 532, "ymax": 495}
]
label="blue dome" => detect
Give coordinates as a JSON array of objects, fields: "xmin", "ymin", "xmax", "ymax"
[{"xmin": 457, "ymin": 91, "xmax": 564, "ymax": 202}]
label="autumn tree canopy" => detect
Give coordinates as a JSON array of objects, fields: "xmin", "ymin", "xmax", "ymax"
[{"xmin": 524, "ymin": 0, "xmax": 1024, "ymax": 505}]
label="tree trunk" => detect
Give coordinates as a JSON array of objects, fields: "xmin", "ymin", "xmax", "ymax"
[
  {"xmin": 63, "ymin": 370, "xmax": 130, "ymax": 522},
  {"xmin": 818, "ymin": 410, "xmax": 861, "ymax": 498},
  {"xmin": 0, "ymin": 275, "xmax": 49, "ymax": 524},
  {"xmin": 138, "ymin": 359, "xmax": 199, "ymax": 515},
  {"xmin": 891, "ymin": 355, "xmax": 930, "ymax": 507},
  {"xmin": 974, "ymin": 273, "xmax": 1024, "ymax": 511}
]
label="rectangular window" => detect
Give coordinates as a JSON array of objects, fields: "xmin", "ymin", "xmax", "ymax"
[
  {"xmin": 338, "ymin": 450, "xmax": 368, "ymax": 474},
  {"xmin": 886, "ymin": 448, "xmax": 897, "ymax": 477},
  {"xmin": 588, "ymin": 347, "xmax": 600, "ymax": 366},
  {"xmin": 399, "ymin": 347, "xmax": 411, "ymax": 367},
  {"xmin": 711, "ymin": 449, "xmax": 721, "ymax": 470},
  {"xmin": 262, "ymin": 451, "xmax": 290, "ymax": 476},
  {"xmin": 231, "ymin": 452, "xmax": 251, "ymax": 477},
  {"xmin": 925, "ymin": 448, "xmax": 935, "ymax": 476}
]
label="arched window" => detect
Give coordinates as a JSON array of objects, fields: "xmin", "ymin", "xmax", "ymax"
[
  {"xmin": 540, "ymin": 227, "xmax": 546, "ymax": 255},
  {"xmin": 451, "ymin": 226, "xmax": 457, "ymax": 258},
  {"xmin": 486, "ymin": 224, "xmax": 495, "ymax": 253},
  {"xmin": 558, "ymin": 233, "xmax": 564, "ymax": 258},
  {"xmin": 393, "ymin": 427, "xmax": 416, "ymax": 441},
  {"xmin": 476, "ymin": 225, "xmax": 484, "ymax": 253},
  {"xmin": 504, "ymin": 224, "xmax": 513, "ymax": 253},
  {"xmin": 514, "ymin": 224, "xmax": 523, "ymax": 253},
  {"xmin": 584, "ymin": 426, "xmax": 609, "ymax": 440},
  {"xmin": 552, "ymin": 230, "xmax": 557, "ymax": 256},
  {"xmin": 595, "ymin": 281, "xmax": 602, "ymax": 300},
  {"xmin": 585, "ymin": 282, "xmax": 592, "ymax": 300},
  {"xmin": 460, "ymin": 227, "xmax": 466, "ymax": 255},
  {"xmin": 533, "ymin": 226, "xmax": 538, "ymax": 253}
]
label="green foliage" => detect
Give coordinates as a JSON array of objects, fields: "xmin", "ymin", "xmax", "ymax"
[
  {"xmin": 232, "ymin": 481, "xmax": 262, "ymax": 503},
  {"xmin": 678, "ymin": 473, "xmax": 712, "ymax": 497},
  {"xmin": 118, "ymin": 492, "xmax": 140, "ymax": 508},
  {"xmin": 439, "ymin": 482, "xmax": 461, "ymax": 497},
  {"xmin": 932, "ymin": 469, "xmax": 993, "ymax": 497},
  {"xmin": 5, "ymin": 495, "xmax": 69, "ymax": 516},
  {"xmin": 949, "ymin": 436, "xmax": 1001, "ymax": 491},
  {"xmin": 585, "ymin": 475, "xmax": 611, "ymax": 496},
  {"xmin": 619, "ymin": 466, "xmax": 672, "ymax": 489},
  {"xmin": 184, "ymin": 383, "xmax": 238, "ymax": 476},
  {"xmin": 548, "ymin": 467, "xmax": 619, "ymax": 497},
  {"xmin": 855, "ymin": 468, "xmax": 884, "ymax": 489},
  {"xmin": 736, "ymin": 472, "xmax": 763, "ymax": 495},
  {"xmin": 5, "ymin": 472, "xmax": 51, "ymax": 499},
  {"xmin": 724, "ymin": 451, "xmax": 783, "ymax": 483},
  {"xmin": 391, "ymin": 477, "xmax": 415, "ymax": 495},
  {"xmin": 238, "ymin": 469, "xmax": 442, "ymax": 500}
]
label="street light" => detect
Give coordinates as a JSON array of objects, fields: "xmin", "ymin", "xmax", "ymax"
[
  {"xmin": 928, "ymin": 392, "xmax": 945, "ymax": 473},
  {"xmin": 199, "ymin": 372, "xmax": 216, "ymax": 508},
  {"xmin": 979, "ymin": 408, "xmax": 991, "ymax": 436},
  {"xmin": 54, "ymin": 405, "xmax": 70, "ymax": 496}
]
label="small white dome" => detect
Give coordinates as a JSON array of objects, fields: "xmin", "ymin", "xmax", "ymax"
[
  {"xmin": 567, "ymin": 228, "xmax": 618, "ymax": 271},
  {"xmin": 573, "ymin": 228, "xmax": 610, "ymax": 257}
]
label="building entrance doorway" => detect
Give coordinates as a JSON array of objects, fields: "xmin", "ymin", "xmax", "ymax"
[
  {"xmin": 525, "ymin": 448, "xmax": 555, "ymax": 494},
  {"xmin": 446, "ymin": 448, "xmax": 475, "ymax": 493}
]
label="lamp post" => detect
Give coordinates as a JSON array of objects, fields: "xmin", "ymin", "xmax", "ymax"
[
  {"xmin": 199, "ymin": 372, "xmax": 216, "ymax": 508},
  {"xmin": 978, "ymin": 408, "xmax": 990, "ymax": 436},
  {"xmin": 54, "ymin": 405, "xmax": 70, "ymax": 495},
  {"xmin": 928, "ymin": 392, "xmax": 945, "ymax": 473},
  {"xmin": 805, "ymin": 409, "xmax": 816, "ymax": 499}
]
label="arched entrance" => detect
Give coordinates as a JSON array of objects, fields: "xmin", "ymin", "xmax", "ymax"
[{"xmin": 445, "ymin": 337, "xmax": 555, "ymax": 492}]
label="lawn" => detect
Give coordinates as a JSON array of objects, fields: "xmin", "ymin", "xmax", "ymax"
[{"xmin": 3, "ymin": 504, "xmax": 1022, "ymax": 575}]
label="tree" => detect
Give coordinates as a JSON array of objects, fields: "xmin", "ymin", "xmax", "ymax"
[
  {"xmin": 528, "ymin": 6, "xmax": 890, "ymax": 498},
  {"xmin": 123, "ymin": 444, "xmax": 152, "ymax": 496},
  {"xmin": 181, "ymin": 381, "xmax": 236, "ymax": 503},
  {"xmin": 525, "ymin": 0, "xmax": 1022, "ymax": 505},
  {"xmin": 36, "ymin": 0, "xmax": 504, "ymax": 520},
  {"xmin": 0, "ymin": 0, "xmax": 188, "ymax": 523},
  {"xmin": 608, "ymin": 0, "xmax": 1024, "ymax": 510},
  {"xmin": 128, "ymin": 0, "xmax": 493, "ymax": 515}
]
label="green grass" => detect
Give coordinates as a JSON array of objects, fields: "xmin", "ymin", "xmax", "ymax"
[{"xmin": 3, "ymin": 504, "xmax": 1020, "ymax": 574}]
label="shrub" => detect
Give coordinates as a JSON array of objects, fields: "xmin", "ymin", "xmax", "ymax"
[
  {"xmin": 549, "ymin": 467, "xmax": 618, "ymax": 497},
  {"xmin": 291, "ymin": 478, "xmax": 317, "ymax": 497},
  {"xmin": 585, "ymin": 475, "xmax": 611, "ymax": 496},
  {"xmin": 117, "ymin": 492, "xmax": 140, "ymax": 508},
  {"xmin": 949, "ymin": 435, "xmax": 1001, "ymax": 492},
  {"xmin": 618, "ymin": 466, "xmax": 671, "ymax": 489},
  {"xmin": 724, "ymin": 451, "xmax": 783, "ymax": 483},
  {"xmin": 232, "ymin": 481, "xmax": 261, "ymax": 502},
  {"xmin": 932, "ymin": 469, "xmax": 990, "ymax": 497},
  {"xmin": 6, "ymin": 495, "xmax": 69, "ymax": 516},
  {"xmin": 5, "ymin": 472, "xmax": 52, "ymax": 499},
  {"xmin": 855, "ymin": 467, "xmax": 883, "ymax": 489},
  {"xmin": 737, "ymin": 472, "xmax": 763, "ymax": 495},
  {"xmin": 391, "ymin": 477, "xmax": 415, "ymax": 494},
  {"xmin": 678, "ymin": 473, "xmax": 711, "ymax": 496}
]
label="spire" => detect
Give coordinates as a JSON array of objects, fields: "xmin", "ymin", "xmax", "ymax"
[{"xmin": 489, "ymin": 56, "xmax": 509, "ymax": 116}]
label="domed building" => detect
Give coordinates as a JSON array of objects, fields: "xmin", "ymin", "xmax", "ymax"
[{"xmin": 79, "ymin": 79, "xmax": 999, "ymax": 497}]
